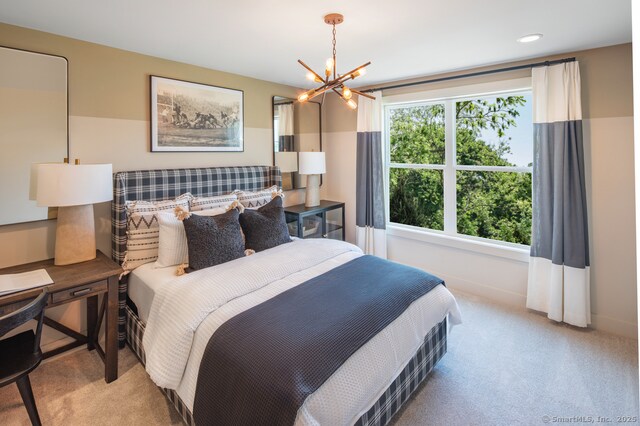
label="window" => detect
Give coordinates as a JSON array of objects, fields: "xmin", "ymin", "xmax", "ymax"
[{"xmin": 386, "ymin": 90, "xmax": 532, "ymax": 246}]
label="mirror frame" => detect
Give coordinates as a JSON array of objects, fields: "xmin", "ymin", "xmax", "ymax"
[
  {"xmin": 0, "ymin": 45, "xmax": 69, "ymax": 226},
  {"xmin": 272, "ymin": 96, "xmax": 322, "ymax": 188}
]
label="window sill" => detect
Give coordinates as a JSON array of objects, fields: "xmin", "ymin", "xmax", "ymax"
[{"xmin": 386, "ymin": 224, "xmax": 530, "ymax": 263}]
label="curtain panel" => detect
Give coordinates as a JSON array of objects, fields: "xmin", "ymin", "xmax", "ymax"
[
  {"xmin": 356, "ymin": 91, "xmax": 387, "ymax": 258},
  {"xmin": 277, "ymin": 103, "xmax": 294, "ymax": 152},
  {"xmin": 527, "ymin": 62, "xmax": 591, "ymax": 327}
]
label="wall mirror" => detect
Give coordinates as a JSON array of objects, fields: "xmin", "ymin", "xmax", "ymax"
[
  {"xmin": 272, "ymin": 96, "xmax": 321, "ymax": 190},
  {"xmin": 0, "ymin": 46, "xmax": 68, "ymax": 225}
]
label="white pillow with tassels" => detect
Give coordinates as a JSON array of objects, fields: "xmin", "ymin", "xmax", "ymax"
[{"xmin": 154, "ymin": 212, "xmax": 189, "ymax": 268}]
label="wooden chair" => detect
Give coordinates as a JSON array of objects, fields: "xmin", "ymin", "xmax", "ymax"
[{"xmin": 0, "ymin": 289, "xmax": 48, "ymax": 426}]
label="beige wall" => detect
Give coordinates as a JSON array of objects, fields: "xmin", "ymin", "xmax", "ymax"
[
  {"xmin": 0, "ymin": 22, "xmax": 306, "ymax": 349},
  {"xmin": 0, "ymin": 23, "xmax": 297, "ymax": 127},
  {"xmin": 294, "ymin": 101, "xmax": 322, "ymax": 135},
  {"xmin": 322, "ymin": 43, "xmax": 637, "ymax": 338},
  {"xmin": 0, "ymin": 22, "xmax": 306, "ymax": 267}
]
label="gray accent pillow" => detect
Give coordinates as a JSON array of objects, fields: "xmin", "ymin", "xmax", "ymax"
[
  {"xmin": 239, "ymin": 196, "xmax": 292, "ymax": 252},
  {"xmin": 182, "ymin": 209, "xmax": 245, "ymax": 271}
]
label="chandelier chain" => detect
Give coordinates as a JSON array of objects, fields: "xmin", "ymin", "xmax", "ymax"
[
  {"xmin": 332, "ymin": 24, "xmax": 337, "ymax": 58},
  {"xmin": 332, "ymin": 24, "xmax": 337, "ymax": 80}
]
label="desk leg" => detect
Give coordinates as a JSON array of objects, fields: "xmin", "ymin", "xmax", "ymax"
[
  {"xmin": 105, "ymin": 275, "xmax": 118, "ymax": 383},
  {"xmin": 86, "ymin": 295, "xmax": 98, "ymax": 351}
]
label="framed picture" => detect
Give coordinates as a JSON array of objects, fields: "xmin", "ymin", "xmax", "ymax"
[{"xmin": 150, "ymin": 76, "xmax": 244, "ymax": 152}]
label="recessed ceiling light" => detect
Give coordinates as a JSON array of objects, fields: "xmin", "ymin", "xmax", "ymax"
[{"xmin": 517, "ymin": 33, "xmax": 543, "ymax": 43}]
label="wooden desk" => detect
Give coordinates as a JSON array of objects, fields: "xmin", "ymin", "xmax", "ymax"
[{"xmin": 0, "ymin": 251, "xmax": 122, "ymax": 383}]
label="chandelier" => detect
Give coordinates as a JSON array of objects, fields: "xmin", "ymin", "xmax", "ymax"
[{"xmin": 297, "ymin": 13, "xmax": 374, "ymax": 109}]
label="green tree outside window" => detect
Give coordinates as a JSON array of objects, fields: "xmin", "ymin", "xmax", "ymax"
[{"xmin": 388, "ymin": 95, "xmax": 532, "ymax": 245}]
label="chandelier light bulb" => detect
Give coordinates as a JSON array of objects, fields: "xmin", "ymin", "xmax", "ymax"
[
  {"xmin": 342, "ymin": 86, "xmax": 352, "ymax": 100},
  {"xmin": 298, "ymin": 92, "xmax": 309, "ymax": 102},
  {"xmin": 326, "ymin": 58, "xmax": 334, "ymax": 69},
  {"xmin": 325, "ymin": 58, "xmax": 334, "ymax": 74},
  {"xmin": 353, "ymin": 67, "xmax": 366, "ymax": 78},
  {"xmin": 347, "ymin": 99, "xmax": 357, "ymax": 109},
  {"xmin": 305, "ymin": 72, "xmax": 323, "ymax": 83}
]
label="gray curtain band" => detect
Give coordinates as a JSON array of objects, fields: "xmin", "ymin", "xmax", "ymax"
[
  {"xmin": 530, "ymin": 120, "xmax": 589, "ymax": 268},
  {"xmin": 356, "ymin": 131, "xmax": 386, "ymax": 230}
]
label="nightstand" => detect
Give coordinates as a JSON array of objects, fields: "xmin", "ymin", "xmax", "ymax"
[
  {"xmin": 0, "ymin": 251, "xmax": 122, "ymax": 383},
  {"xmin": 284, "ymin": 200, "xmax": 345, "ymax": 241}
]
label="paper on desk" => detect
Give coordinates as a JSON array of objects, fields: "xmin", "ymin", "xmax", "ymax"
[{"xmin": 0, "ymin": 269, "xmax": 53, "ymax": 296}]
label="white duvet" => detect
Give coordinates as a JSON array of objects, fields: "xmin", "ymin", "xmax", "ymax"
[{"xmin": 143, "ymin": 238, "xmax": 461, "ymax": 425}]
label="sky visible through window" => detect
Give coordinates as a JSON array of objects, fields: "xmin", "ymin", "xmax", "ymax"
[{"xmin": 477, "ymin": 92, "xmax": 532, "ymax": 167}]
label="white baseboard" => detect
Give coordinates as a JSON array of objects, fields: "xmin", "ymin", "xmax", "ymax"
[
  {"xmin": 431, "ymin": 269, "xmax": 638, "ymax": 340},
  {"xmin": 433, "ymin": 269, "xmax": 527, "ymax": 308},
  {"xmin": 590, "ymin": 313, "xmax": 638, "ymax": 339}
]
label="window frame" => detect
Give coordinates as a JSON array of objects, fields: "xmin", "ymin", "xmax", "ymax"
[{"xmin": 383, "ymin": 79, "xmax": 533, "ymax": 252}]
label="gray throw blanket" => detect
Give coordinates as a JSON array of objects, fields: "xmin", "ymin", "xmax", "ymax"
[{"xmin": 193, "ymin": 255, "xmax": 444, "ymax": 426}]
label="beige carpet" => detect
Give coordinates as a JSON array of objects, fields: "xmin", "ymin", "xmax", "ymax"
[{"xmin": 1, "ymin": 291, "xmax": 638, "ymax": 426}]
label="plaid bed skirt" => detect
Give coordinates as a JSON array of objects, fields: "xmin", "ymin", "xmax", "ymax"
[{"xmin": 125, "ymin": 305, "xmax": 447, "ymax": 426}]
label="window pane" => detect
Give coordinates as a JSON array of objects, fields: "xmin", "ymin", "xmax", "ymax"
[
  {"xmin": 389, "ymin": 104, "xmax": 445, "ymax": 164},
  {"xmin": 456, "ymin": 93, "xmax": 532, "ymax": 167},
  {"xmin": 456, "ymin": 171, "xmax": 531, "ymax": 245},
  {"xmin": 389, "ymin": 168, "xmax": 444, "ymax": 231}
]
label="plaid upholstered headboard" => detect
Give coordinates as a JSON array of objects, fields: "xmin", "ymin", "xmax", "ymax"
[{"xmin": 111, "ymin": 165, "xmax": 281, "ymax": 347}]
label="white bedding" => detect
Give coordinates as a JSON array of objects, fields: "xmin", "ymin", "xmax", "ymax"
[
  {"xmin": 141, "ymin": 238, "xmax": 461, "ymax": 425},
  {"xmin": 128, "ymin": 262, "xmax": 177, "ymax": 323}
]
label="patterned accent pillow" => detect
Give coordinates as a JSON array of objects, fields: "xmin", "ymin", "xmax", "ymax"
[
  {"xmin": 123, "ymin": 193, "xmax": 191, "ymax": 272},
  {"xmin": 233, "ymin": 185, "xmax": 283, "ymax": 209},
  {"xmin": 190, "ymin": 193, "xmax": 238, "ymax": 212},
  {"xmin": 192, "ymin": 207, "xmax": 228, "ymax": 217},
  {"xmin": 239, "ymin": 195, "xmax": 292, "ymax": 252},
  {"xmin": 191, "ymin": 199, "xmax": 242, "ymax": 217},
  {"xmin": 182, "ymin": 209, "xmax": 245, "ymax": 271}
]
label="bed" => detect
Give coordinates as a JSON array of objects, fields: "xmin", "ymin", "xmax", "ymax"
[{"xmin": 112, "ymin": 165, "xmax": 461, "ymax": 426}]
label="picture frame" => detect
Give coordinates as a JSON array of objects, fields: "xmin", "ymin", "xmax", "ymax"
[{"xmin": 150, "ymin": 75, "xmax": 244, "ymax": 152}]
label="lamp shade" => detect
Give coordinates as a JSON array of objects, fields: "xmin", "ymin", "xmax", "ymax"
[
  {"xmin": 35, "ymin": 163, "xmax": 113, "ymax": 207},
  {"xmin": 275, "ymin": 151, "xmax": 298, "ymax": 173},
  {"xmin": 298, "ymin": 152, "xmax": 326, "ymax": 175}
]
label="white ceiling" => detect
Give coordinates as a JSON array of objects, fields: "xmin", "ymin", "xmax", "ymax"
[{"xmin": 0, "ymin": 0, "xmax": 632, "ymax": 89}]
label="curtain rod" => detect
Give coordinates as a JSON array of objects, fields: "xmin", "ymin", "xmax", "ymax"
[{"xmin": 361, "ymin": 57, "xmax": 576, "ymax": 93}]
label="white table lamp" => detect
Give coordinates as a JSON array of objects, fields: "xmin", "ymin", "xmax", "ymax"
[
  {"xmin": 35, "ymin": 163, "xmax": 113, "ymax": 265},
  {"xmin": 275, "ymin": 151, "xmax": 298, "ymax": 191},
  {"xmin": 298, "ymin": 152, "xmax": 326, "ymax": 207}
]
